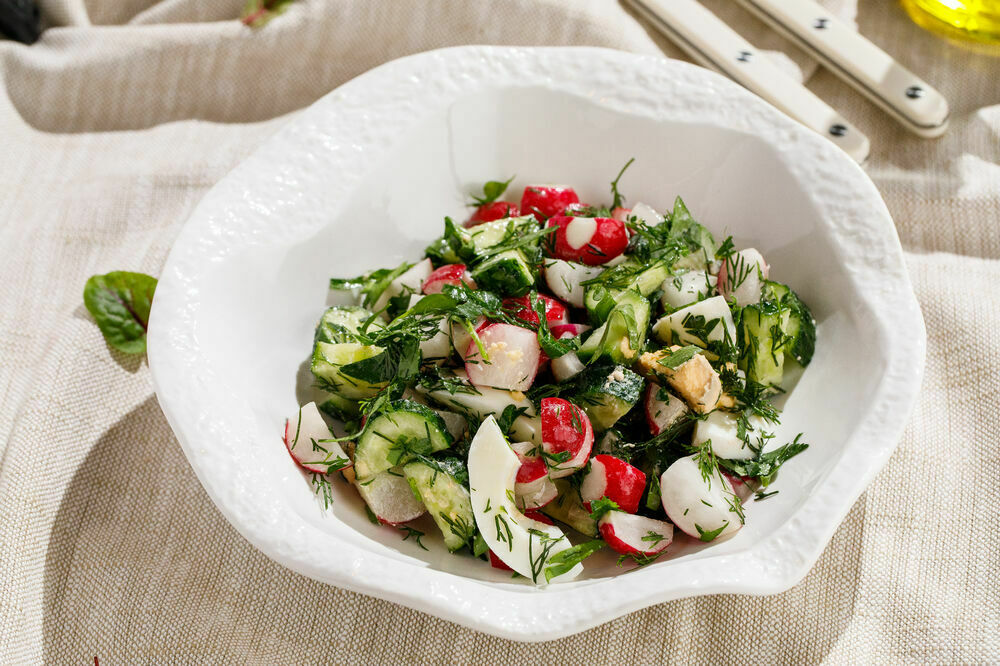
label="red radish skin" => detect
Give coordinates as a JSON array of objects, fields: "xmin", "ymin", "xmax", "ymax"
[
  {"xmin": 283, "ymin": 403, "xmax": 351, "ymax": 474},
  {"xmin": 511, "ymin": 442, "xmax": 558, "ymax": 510},
  {"xmin": 465, "ymin": 323, "xmax": 541, "ymax": 391},
  {"xmin": 644, "ymin": 382, "xmax": 689, "ymax": 436},
  {"xmin": 520, "ymin": 185, "xmax": 580, "ymax": 220},
  {"xmin": 724, "ymin": 472, "xmax": 755, "ymax": 502},
  {"xmin": 540, "ymin": 398, "xmax": 594, "ymax": 478},
  {"xmin": 550, "ymin": 323, "xmax": 591, "ymax": 339},
  {"xmin": 545, "ymin": 215, "xmax": 629, "ymax": 265},
  {"xmin": 580, "ymin": 455, "xmax": 647, "ymax": 514},
  {"xmin": 504, "ymin": 294, "xmax": 569, "ymax": 327},
  {"xmin": 466, "ymin": 201, "xmax": 520, "ymax": 226},
  {"xmin": 422, "ymin": 264, "xmax": 476, "ymax": 294},
  {"xmin": 598, "ymin": 512, "xmax": 673, "ymax": 556},
  {"xmin": 489, "ymin": 550, "xmax": 513, "ymax": 571}
]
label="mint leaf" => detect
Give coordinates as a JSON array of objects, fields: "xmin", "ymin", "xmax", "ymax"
[{"xmin": 83, "ymin": 271, "xmax": 157, "ymax": 355}]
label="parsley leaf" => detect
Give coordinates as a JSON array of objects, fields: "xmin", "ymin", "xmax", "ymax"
[
  {"xmin": 544, "ymin": 540, "xmax": 605, "ymax": 583},
  {"xmin": 588, "ymin": 497, "xmax": 620, "ymax": 522},
  {"xmin": 471, "ymin": 176, "xmax": 515, "ymax": 206},
  {"xmin": 656, "ymin": 345, "xmax": 702, "ymax": 370},
  {"xmin": 718, "ymin": 433, "xmax": 809, "ymax": 486}
]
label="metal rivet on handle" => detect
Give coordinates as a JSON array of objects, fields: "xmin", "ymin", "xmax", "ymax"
[
  {"xmin": 814, "ymin": 18, "xmax": 829, "ymax": 29},
  {"xmin": 737, "ymin": 50, "xmax": 752, "ymax": 62},
  {"xmin": 829, "ymin": 124, "xmax": 847, "ymax": 137},
  {"xmin": 906, "ymin": 86, "xmax": 924, "ymax": 99}
]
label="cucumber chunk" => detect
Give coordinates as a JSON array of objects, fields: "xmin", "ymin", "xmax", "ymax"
[
  {"xmin": 403, "ymin": 460, "xmax": 476, "ymax": 552},
  {"xmin": 583, "ymin": 261, "xmax": 669, "ymax": 323},
  {"xmin": 574, "ymin": 363, "xmax": 644, "ymax": 431},
  {"xmin": 666, "ymin": 197, "xmax": 716, "ymax": 270},
  {"xmin": 318, "ymin": 393, "xmax": 361, "ymax": 424},
  {"xmin": 470, "ymin": 250, "xmax": 535, "ymax": 297},
  {"xmin": 762, "ymin": 280, "xmax": 816, "ymax": 366},
  {"xmin": 577, "ymin": 291, "xmax": 650, "ymax": 364},
  {"xmin": 311, "ymin": 342, "xmax": 388, "ymax": 400},
  {"xmin": 355, "ymin": 400, "xmax": 454, "ymax": 480},
  {"xmin": 540, "ymin": 479, "xmax": 598, "ymax": 537},
  {"xmin": 315, "ymin": 305, "xmax": 379, "ymax": 344},
  {"xmin": 740, "ymin": 301, "xmax": 790, "ymax": 388}
]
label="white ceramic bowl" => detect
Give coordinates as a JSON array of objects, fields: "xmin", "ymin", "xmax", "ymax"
[{"xmin": 148, "ymin": 46, "xmax": 925, "ymax": 641}]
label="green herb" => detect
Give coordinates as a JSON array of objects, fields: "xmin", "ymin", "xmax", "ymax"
[
  {"xmin": 83, "ymin": 271, "xmax": 157, "ymax": 354},
  {"xmin": 329, "ymin": 261, "xmax": 412, "ymax": 312},
  {"xmin": 695, "ymin": 522, "xmax": 728, "ymax": 542},
  {"xmin": 471, "ymin": 176, "xmax": 515, "ymax": 206},
  {"xmin": 718, "ymin": 433, "xmax": 809, "ymax": 487},
  {"xmin": 364, "ymin": 504, "xmax": 381, "ymax": 525},
  {"xmin": 398, "ymin": 526, "xmax": 429, "ymax": 551},
  {"xmin": 588, "ymin": 497, "xmax": 620, "ymax": 522},
  {"xmin": 755, "ymin": 489, "xmax": 779, "ymax": 501},
  {"xmin": 309, "ymin": 473, "xmax": 333, "ymax": 510},
  {"xmin": 656, "ymin": 345, "xmax": 702, "ymax": 370},
  {"xmin": 241, "ymin": 0, "xmax": 296, "ymax": 27},
  {"xmin": 617, "ymin": 551, "xmax": 664, "ymax": 567},
  {"xmin": 495, "ymin": 514, "xmax": 514, "ymax": 552},
  {"xmin": 497, "ymin": 404, "xmax": 529, "ymax": 439},
  {"xmin": 439, "ymin": 512, "xmax": 476, "ymax": 545},
  {"xmin": 527, "ymin": 528, "xmax": 564, "ymax": 583},
  {"xmin": 641, "ymin": 530, "xmax": 667, "ymax": 545},
  {"xmin": 610, "ymin": 157, "xmax": 635, "ymax": 210},
  {"xmin": 544, "ymin": 540, "xmax": 605, "ymax": 583}
]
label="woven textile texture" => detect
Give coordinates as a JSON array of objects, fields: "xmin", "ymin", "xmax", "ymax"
[{"xmin": 1, "ymin": 0, "xmax": 998, "ymax": 663}]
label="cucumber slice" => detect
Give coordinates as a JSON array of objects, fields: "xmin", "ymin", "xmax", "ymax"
[
  {"xmin": 355, "ymin": 400, "xmax": 454, "ymax": 480},
  {"xmin": 762, "ymin": 280, "xmax": 816, "ymax": 366},
  {"xmin": 470, "ymin": 250, "xmax": 536, "ymax": 297},
  {"xmin": 540, "ymin": 479, "xmax": 598, "ymax": 537},
  {"xmin": 667, "ymin": 197, "xmax": 716, "ymax": 270},
  {"xmin": 577, "ymin": 292, "xmax": 650, "ymax": 364},
  {"xmin": 311, "ymin": 342, "xmax": 388, "ymax": 400},
  {"xmin": 318, "ymin": 393, "xmax": 361, "ymax": 424},
  {"xmin": 403, "ymin": 460, "xmax": 475, "ymax": 552},
  {"xmin": 574, "ymin": 363, "xmax": 644, "ymax": 431},
  {"xmin": 583, "ymin": 262, "xmax": 669, "ymax": 323},
  {"xmin": 467, "ymin": 215, "xmax": 538, "ymax": 252},
  {"xmin": 740, "ymin": 301, "xmax": 791, "ymax": 388},
  {"xmin": 315, "ymin": 305, "xmax": 379, "ymax": 344}
]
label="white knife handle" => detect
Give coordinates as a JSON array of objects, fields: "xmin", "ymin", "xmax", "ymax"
[
  {"xmin": 736, "ymin": 0, "xmax": 949, "ymax": 138},
  {"xmin": 625, "ymin": 0, "xmax": 869, "ymax": 163}
]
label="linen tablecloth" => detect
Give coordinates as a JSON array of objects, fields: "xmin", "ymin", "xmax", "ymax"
[{"xmin": 1, "ymin": 0, "xmax": 998, "ymax": 662}]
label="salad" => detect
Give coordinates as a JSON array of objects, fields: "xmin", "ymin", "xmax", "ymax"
[{"xmin": 282, "ymin": 163, "xmax": 815, "ymax": 585}]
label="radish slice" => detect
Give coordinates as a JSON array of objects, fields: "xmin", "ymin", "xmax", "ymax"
[
  {"xmin": 611, "ymin": 206, "xmax": 631, "ymax": 222},
  {"xmin": 504, "ymin": 294, "xmax": 569, "ymax": 327},
  {"xmin": 354, "ymin": 469, "xmax": 425, "ymax": 525},
  {"xmin": 544, "ymin": 260, "xmax": 603, "ymax": 307},
  {"xmin": 580, "ymin": 454, "xmax": 647, "ymax": 514},
  {"xmin": 631, "ymin": 202, "xmax": 664, "ymax": 226},
  {"xmin": 465, "ymin": 323, "xmax": 541, "ymax": 391},
  {"xmin": 644, "ymin": 382, "xmax": 690, "ymax": 436},
  {"xmin": 423, "ymin": 264, "xmax": 476, "ymax": 294},
  {"xmin": 660, "ymin": 455, "xmax": 744, "ymax": 541},
  {"xmin": 551, "ymin": 351, "xmax": 586, "ymax": 383},
  {"xmin": 468, "ymin": 416, "xmax": 582, "ymax": 584},
  {"xmin": 724, "ymin": 472, "xmax": 755, "ymax": 502},
  {"xmin": 550, "ymin": 323, "xmax": 591, "ymax": 339},
  {"xmin": 373, "ymin": 258, "xmax": 433, "ymax": 315},
  {"xmin": 598, "ymin": 512, "xmax": 673, "ymax": 556},
  {"xmin": 520, "ymin": 185, "xmax": 580, "ymax": 220},
  {"xmin": 467, "ymin": 201, "xmax": 520, "ymax": 227},
  {"xmin": 540, "ymin": 398, "xmax": 594, "ymax": 478},
  {"xmin": 283, "ymin": 402, "xmax": 351, "ymax": 474},
  {"xmin": 692, "ymin": 409, "xmax": 769, "ymax": 460},
  {"xmin": 512, "ymin": 442, "xmax": 559, "ymax": 510},
  {"xmin": 661, "ymin": 270, "xmax": 718, "ymax": 310},
  {"xmin": 718, "ymin": 248, "xmax": 769, "ymax": 307},
  {"xmin": 545, "ymin": 215, "xmax": 629, "ymax": 265}
]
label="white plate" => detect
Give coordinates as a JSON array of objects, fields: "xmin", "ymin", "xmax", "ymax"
[{"xmin": 148, "ymin": 46, "xmax": 925, "ymax": 641}]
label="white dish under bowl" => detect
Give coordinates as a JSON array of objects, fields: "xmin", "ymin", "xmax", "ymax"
[{"xmin": 148, "ymin": 46, "xmax": 925, "ymax": 641}]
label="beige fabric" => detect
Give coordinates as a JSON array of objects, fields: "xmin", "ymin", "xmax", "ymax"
[{"xmin": 2, "ymin": 0, "xmax": 999, "ymax": 663}]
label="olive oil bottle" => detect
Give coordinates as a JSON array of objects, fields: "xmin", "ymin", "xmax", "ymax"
[{"xmin": 903, "ymin": 0, "xmax": 1000, "ymax": 50}]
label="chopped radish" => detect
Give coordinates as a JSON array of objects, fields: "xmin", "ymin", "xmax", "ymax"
[
  {"xmin": 660, "ymin": 455, "xmax": 744, "ymax": 541},
  {"xmin": 544, "ymin": 260, "xmax": 604, "ymax": 307},
  {"xmin": 354, "ymin": 469, "xmax": 425, "ymax": 525},
  {"xmin": 611, "ymin": 206, "xmax": 631, "ymax": 222},
  {"xmin": 631, "ymin": 202, "xmax": 664, "ymax": 226},
  {"xmin": 540, "ymin": 398, "xmax": 594, "ymax": 478},
  {"xmin": 644, "ymin": 382, "xmax": 690, "ymax": 436},
  {"xmin": 580, "ymin": 454, "xmax": 647, "ymax": 514},
  {"xmin": 489, "ymin": 550, "xmax": 513, "ymax": 570},
  {"xmin": 520, "ymin": 185, "xmax": 580, "ymax": 220},
  {"xmin": 660, "ymin": 270, "xmax": 717, "ymax": 310},
  {"xmin": 422, "ymin": 264, "xmax": 476, "ymax": 294},
  {"xmin": 511, "ymin": 441, "xmax": 559, "ymax": 510},
  {"xmin": 450, "ymin": 317, "xmax": 486, "ymax": 361},
  {"xmin": 598, "ymin": 512, "xmax": 673, "ymax": 556},
  {"xmin": 550, "ymin": 323, "xmax": 591, "ymax": 339},
  {"xmin": 467, "ymin": 201, "xmax": 520, "ymax": 226},
  {"xmin": 465, "ymin": 323, "xmax": 541, "ymax": 391},
  {"xmin": 373, "ymin": 258, "xmax": 433, "ymax": 315},
  {"xmin": 723, "ymin": 472, "xmax": 755, "ymax": 502},
  {"xmin": 692, "ymin": 409, "xmax": 769, "ymax": 460},
  {"xmin": 283, "ymin": 402, "xmax": 351, "ymax": 474},
  {"xmin": 503, "ymin": 294, "xmax": 569, "ymax": 327},
  {"xmin": 545, "ymin": 215, "xmax": 629, "ymax": 265},
  {"xmin": 718, "ymin": 248, "xmax": 769, "ymax": 307},
  {"xmin": 551, "ymin": 351, "xmax": 585, "ymax": 383}
]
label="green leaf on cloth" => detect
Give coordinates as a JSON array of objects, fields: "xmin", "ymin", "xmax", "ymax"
[
  {"xmin": 241, "ymin": 0, "xmax": 297, "ymax": 28},
  {"xmin": 83, "ymin": 271, "xmax": 157, "ymax": 355}
]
